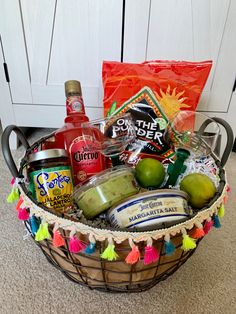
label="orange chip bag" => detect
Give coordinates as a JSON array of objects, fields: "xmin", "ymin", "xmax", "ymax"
[{"xmin": 102, "ymin": 60, "xmax": 212, "ymax": 165}]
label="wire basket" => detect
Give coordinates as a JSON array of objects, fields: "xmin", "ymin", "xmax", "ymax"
[{"xmin": 1, "ymin": 119, "xmax": 234, "ymax": 293}]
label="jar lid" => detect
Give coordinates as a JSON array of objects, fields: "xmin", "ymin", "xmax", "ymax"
[
  {"xmin": 28, "ymin": 149, "xmax": 68, "ymax": 163},
  {"xmin": 110, "ymin": 189, "xmax": 189, "ymax": 206}
]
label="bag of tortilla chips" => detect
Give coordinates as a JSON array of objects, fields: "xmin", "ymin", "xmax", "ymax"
[{"xmin": 102, "ymin": 60, "xmax": 212, "ymax": 165}]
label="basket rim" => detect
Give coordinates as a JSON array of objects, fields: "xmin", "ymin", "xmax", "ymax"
[
  {"xmin": 19, "ymin": 181, "xmax": 226, "ymax": 244},
  {"xmin": 18, "ymin": 132, "xmax": 227, "ymax": 243}
]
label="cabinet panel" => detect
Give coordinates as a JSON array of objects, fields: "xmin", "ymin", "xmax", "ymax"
[
  {"xmin": 124, "ymin": 0, "xmax": 234, "ymax": 113},
  {"xmin": 147, "ymin": 0, "xmax": 193, "ymax": 60},
  {"xmin": 191, "ymin": 0, "xmax": 232, "ymax": 111},
  {"xmin": 0, "ymin": 0, "xmax": 32, "ymax": 103},
  {"xmin": 21, "ymin": 0, "xmax": 56, "ymax": 85},
  {"xmin": 123, "ymin": 0, "xmax": 150, "ymax": 62},
  {"xmin": 2, "ymin": 0, "xmax": 123, "ymax": 108},
  {"xmin": 205, "ymin": 0, "xmax": 236, "ymax": 113}
]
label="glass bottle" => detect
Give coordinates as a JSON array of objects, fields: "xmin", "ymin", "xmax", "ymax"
[{"xmin": 55, "ymin": 80, "xmax": 105, "ymax": 185}]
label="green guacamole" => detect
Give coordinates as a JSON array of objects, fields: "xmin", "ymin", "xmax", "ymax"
[{"xmin": 74, "ymin": 172, "xmax": 138, "ymax": 219}]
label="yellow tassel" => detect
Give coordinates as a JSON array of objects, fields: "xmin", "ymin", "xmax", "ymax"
[
  {"xmin": 218, "ymin": 204, "xmax": 225, "ymax": 218},
  {"xmin": 181, "ymin": 234, "xmax": 196, "ymax": 251},
  {"xmin": 7, "ymin": 187, "xmax": 19, "ymax": 203},
  {"xmin": 101, "ymin": 244, "xmax": 118, "ymax": 261},
  {"xmin": 35, "ymin": 222, "xmax": 51, "ymax": 241}
]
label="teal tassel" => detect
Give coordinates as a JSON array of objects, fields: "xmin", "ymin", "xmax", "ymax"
[
  {"xmin": 29, "ymin": 216, "xmax": 40, "ymax": 234},
  {"xmin": 85, "ymin": 242, "xmax": 96, "ymax": 254},
  {"xmin": 213, "ymin": 215, "xmax": 221, "ymax": 228},
  {"xmin": 164, "ymin": 240, "xmax": 176, "ymax": 256}
]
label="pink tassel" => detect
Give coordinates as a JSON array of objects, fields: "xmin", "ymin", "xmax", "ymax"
[
  {"xmin": 18, "ymin": 207, "xmax": 29, "ymax": 220},
  {"xmin": 16, "ymin": 197, "xmax": 24, "ymax": 211},
  {"xmin": 125, "ymin": 245, "xmax": 141, "ymax": 265},
  {"xmin": 203, "ymin": 219, "xmax": 214, "ymax": 235},
  {"xmin": 144, "ymin": 245, "xmax": 159, "ymax": 265},
  {"xmin": 226, "ymin": 184, "xmax": 230, "ymax": 192},
  {"xmin": 11, "ymin": 177, "xmax": 15, "ymax": 185},
  {"xmin": 53, "ymin": 230, "xmax": 65, "ymax": 247},
  {"xmin": 69, "ymin": 236, "xmax": 86, "ymax": 253}
]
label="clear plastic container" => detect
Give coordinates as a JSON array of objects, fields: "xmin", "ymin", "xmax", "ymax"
[{"xmin": 73, "ymin": 166, "xmax": 139, "ymax": 219}]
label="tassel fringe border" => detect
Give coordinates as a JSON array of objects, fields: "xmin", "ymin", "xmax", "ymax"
[{"xmin": 13, "ymin": 179, "xmax": 227, "ymax": 248}]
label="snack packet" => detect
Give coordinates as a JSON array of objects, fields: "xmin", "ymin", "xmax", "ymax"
[{"xmin": 102, "ymin": 60, "xmax": 212, "ymax": 165}]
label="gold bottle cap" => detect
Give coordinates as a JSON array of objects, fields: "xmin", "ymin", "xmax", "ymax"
[{"xmin": 65, "ymin": 80, "xmax": 82, "ymax": 97}]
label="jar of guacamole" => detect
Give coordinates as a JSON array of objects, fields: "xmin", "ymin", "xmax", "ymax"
[
  {"xmin": 73, "ymin": 166, "xmax": 139, "ymax": 219},
  {"xmin": 27, "ymin": 149, "xmax": 73, "ymax": 214}
]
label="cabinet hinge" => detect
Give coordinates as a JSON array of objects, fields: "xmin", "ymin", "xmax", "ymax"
[
  {"xmin": 232, "ymin": 76, "xmax": 236, "ymax": 93},
  {"xmin": 3, "ymin": 62, "xmax": 10, "ymax": 82}
]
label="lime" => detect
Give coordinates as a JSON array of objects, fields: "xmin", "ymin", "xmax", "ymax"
[
  {"xmin": 180, "ymin": 173, "xmax": 216, "ymax": 209},
  {"xmin": 135, "ymin": 158, "xmax": 166, "ymax": 188}
]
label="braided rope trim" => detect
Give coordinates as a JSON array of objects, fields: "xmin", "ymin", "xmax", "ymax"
[{"xmin": 20, "ymin": 176, "xmax": 227, "ymax": 244}]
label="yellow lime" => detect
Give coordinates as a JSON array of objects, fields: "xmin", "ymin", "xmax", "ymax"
[
  {"xmin": 135, "ymin": 158, "xmax": 166, "ymax": 188},
  {"xmin": 180, "ymin": 173, "xmax": 216, "ymax": 209}
]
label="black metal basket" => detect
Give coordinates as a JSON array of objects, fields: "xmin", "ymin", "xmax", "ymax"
[{"xmin": 1, "ymin": 118, "xmax": 233, "ymax": 293}]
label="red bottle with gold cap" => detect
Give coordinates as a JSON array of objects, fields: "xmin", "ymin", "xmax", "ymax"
[{"xmin": 55, "ymin": 80, "xmax": 105, "ymax": 185}]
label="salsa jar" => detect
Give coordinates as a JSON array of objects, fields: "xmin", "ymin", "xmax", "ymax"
[{"xmin": 27, "ymin": 149, "xmax": 73, "ymax": 214}]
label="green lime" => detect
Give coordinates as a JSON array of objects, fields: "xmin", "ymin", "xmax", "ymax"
[
  {"xmin": 135, "ymin": 158, "xmax": 166, "ymax": 188},
  {"xmin": 180, "ymin": 173, "xmax": 216, "ymax": 209}
]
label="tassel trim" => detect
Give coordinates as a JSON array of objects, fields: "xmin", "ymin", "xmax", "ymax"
[
  {"xmin": 203, "ymin": 217, "xmax": 214, "ymax": 235},
  {"xmin": 85, "ymin": 242, "xmax": 96, "ymax": 254},
  {"xmin": 144, "ymin": 238, "xmax": 159, "ymax": 265},
  {"xmin": 16, "ymin": 197, "xmax": 24, "ymax": 211},
  {"xmin": 68, "ymin": 230, "xmax": 86, "ymax": 253},
  {"xmin": 218, "ymin": 204, "xmax": 225, "ymax": 218},
  {"xmin": 101, "ymin": 238, "xmax": 118, "ymax": 261},
  {"xmin": 164, "ymin": 234, "xmax": 176, "ymax": 256},
  {"xmin": 181, "ymin": 229, "xmax": 196, "ymax": 251},
  {"xmin": 17, "ymin": 207, "xmax": 29, "ymax": 221},
  {"xmin": 29, "ymin": 216, "xmax": 40, "ymax": 234},
  {"xmin": 189, "ymin": 222, "xmax": 205, "ymax": 239},
  {"xmin": 85, "ymin": 235, "xmax": 96, "ymax": 254},
  {"xmin": 125, "ymin": 239, "xmax": 140, "ymax": 264},
  {"xmin": 213, "ymin": 214, "xmax": 221, "ymax": 228},
  {"xmin": 53, "ymin": 230, "xmax": 65, "ymax": 247},
  {"xmin": 7, "ymin": 177, "xmax": 24, "ymax": 203},
  {"xmin": 7, "ymin": 186, "xmax": 19, "ymax": 203},
  {"xmin": 35, "ymin": 222, "xmax": 51, "ymax": 241}
]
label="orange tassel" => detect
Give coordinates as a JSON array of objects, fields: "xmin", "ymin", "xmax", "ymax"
[
  {"xmin": 125, "ymin": 245, "xmax": 140, "ymax": 265},
  {"xmin": 223, "ymin": 195, "xmax": 228, "ymax": 204},
  {"xmin": 190, "ymin": 227, "xmax": 205, "ymax": 239},
  {"xmin": 52, "ymin": 230, "xmax": 65, "ymax": 247},
  {"xmin": 16, "ymin": 197, "xmax": 24, "ymax": 211}
]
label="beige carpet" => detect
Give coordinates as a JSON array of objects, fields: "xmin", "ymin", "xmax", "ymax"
[{"xmin": 0, "ymin": 128, "xmax": 236, "ymax": 314}]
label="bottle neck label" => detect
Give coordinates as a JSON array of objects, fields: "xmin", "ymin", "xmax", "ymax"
[{"xmin": 66, "ymin": 95, "xmax": 85, "ymax": 115}]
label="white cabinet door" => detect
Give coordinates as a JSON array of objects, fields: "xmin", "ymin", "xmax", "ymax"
[
  {"xmin": 124, "ymin": 0, "xmax": 236, "ymax": 113},
  {"xmin": 0, "ymin": 0, "xmax": 123, "ymax": 120}
]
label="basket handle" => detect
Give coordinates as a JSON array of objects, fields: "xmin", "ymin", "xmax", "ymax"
[
  {"xmin": 1, "ymin": 125, "xmax": 30, "ymax": 178},
  {"xmin": 198, "ymin": 117, "xmax": 234, "ymax": 167}
]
